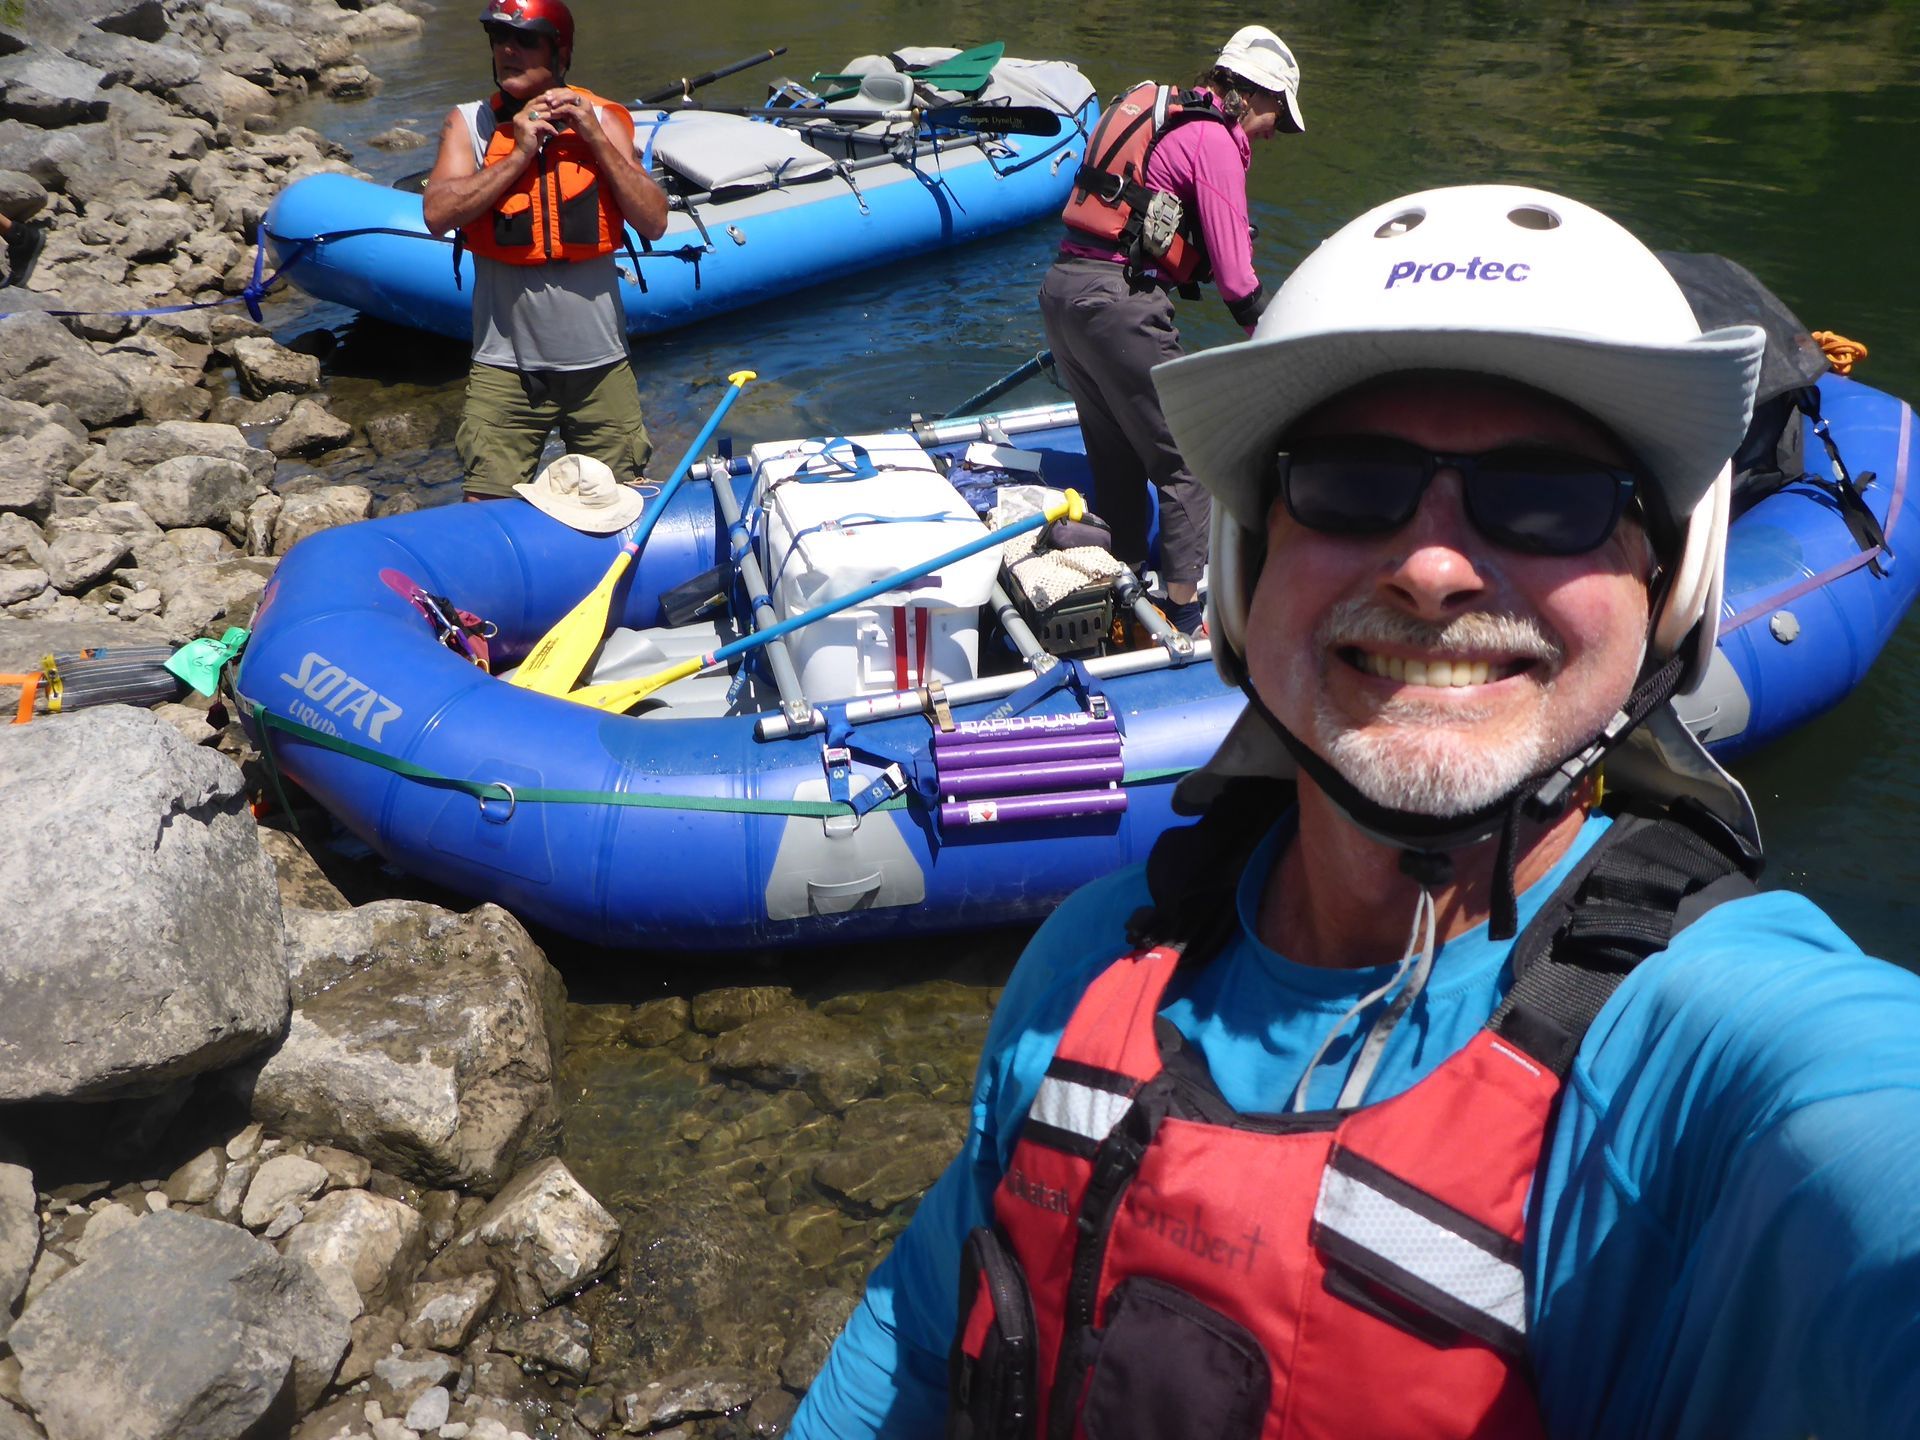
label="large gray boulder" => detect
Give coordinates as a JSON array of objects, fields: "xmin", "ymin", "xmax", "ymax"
[
  {"xmin": 247, "ymin": 902, "xmax": 568, "ymax": 1194},
  {"xmin": 0, "ymin": 313, "xmax": 137, "ymax": 430},
  {"xmin": 0, "ymin": 50, "xmax": 109, "ymax": 127},
  {"xmin": 0, "ymin": 707, "xmax": 288, "ymax": 1102},
  {"xmin": 10, "ymin": 1210, "xmax": 350, "ymax": 1440}
]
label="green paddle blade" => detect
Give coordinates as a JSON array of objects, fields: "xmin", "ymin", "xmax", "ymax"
[{"xmin": 814, "ymin": 41, "xmax": 1006, "ymax": 101}]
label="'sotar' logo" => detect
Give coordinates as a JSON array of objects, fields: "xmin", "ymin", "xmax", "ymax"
[{"xmin": 279, "ymin": 652, "xmax": 403, "ymax": 743}]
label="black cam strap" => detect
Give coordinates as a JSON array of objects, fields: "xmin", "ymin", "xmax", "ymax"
[{"xmin": 1490, "ymin": 809, "xmax": 1760, "ymax": 1076}]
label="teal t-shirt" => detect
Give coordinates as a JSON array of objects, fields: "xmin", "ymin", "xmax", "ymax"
[{"xmin": 790, "ymin": 814, "xmax": 1920, "ymax": 1439}]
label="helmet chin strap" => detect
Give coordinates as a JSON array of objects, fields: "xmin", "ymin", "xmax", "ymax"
[{"xmin": 1237, "ymin": 644, "xmax": 1688, "ymax": 940}]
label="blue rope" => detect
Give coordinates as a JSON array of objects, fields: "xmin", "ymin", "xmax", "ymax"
[{"xmin": 0, "ymin": 222, "xmax": 315, "ymax": 325}]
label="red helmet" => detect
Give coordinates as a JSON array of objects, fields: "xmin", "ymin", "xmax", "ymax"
[{"xmin": 479, "ymin": 0, "xmax": 573, "ymax": 63}]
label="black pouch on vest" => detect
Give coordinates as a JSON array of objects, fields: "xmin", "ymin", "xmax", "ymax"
[
  {"xmin": 1076, "ymin": 1277, "xmax": 1269, "ymax": 1440},
  {"xmin": 948, "ymin": 1227, "xmax": 1037, "ymax": 1440}
]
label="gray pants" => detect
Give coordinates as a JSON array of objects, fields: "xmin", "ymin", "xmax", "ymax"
[{"xmin": 1038, "ymin": 257, "xmax": 1211, "ymax": 584}]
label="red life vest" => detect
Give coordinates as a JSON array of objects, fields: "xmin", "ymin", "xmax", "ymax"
[
  {"xmin": 949, "ymin": 808, "xmax": 1757, "ymax": 1440},
  {"xmin": 1060, "ymin": 81, "xmax": 1233, "ymax": 288},
  {"xmin": 461, "ymin": 86, "xmax": 632, "ymax": 266}
]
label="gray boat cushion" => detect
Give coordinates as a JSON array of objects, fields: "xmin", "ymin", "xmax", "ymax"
[
  {"xmin": 639, "ymin": 110, "xmax": 835, "ymax": 194},
  {"xmin": 976, "ymin": 59, "xmax": 1096, "ymax": 117}
]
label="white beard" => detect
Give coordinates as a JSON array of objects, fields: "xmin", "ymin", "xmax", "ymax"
[
  {"xmin": 1310, "ymin": 600, "xmax": 1572, "ymax": 818},
  {"xmin": 1316, "ymin": 690, "xmax": 1559, "ymax": 817}
]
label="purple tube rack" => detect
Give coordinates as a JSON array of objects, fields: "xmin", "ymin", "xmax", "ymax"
[{"xmin": 931, "ymin": 710, "xmax": 1127, "ymax": 826}]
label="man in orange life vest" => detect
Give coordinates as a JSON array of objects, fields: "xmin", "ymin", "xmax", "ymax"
[
  {"xmin": 1041, "ymin": 25, "xmax": 1305, "ymax": 636},
  {"xmin": 422, "ymin": 0, "xmax": 669, "ymax": 501}
]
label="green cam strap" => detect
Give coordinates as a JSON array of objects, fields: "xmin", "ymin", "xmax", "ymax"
[{"xmin": 246, "ymin": 700, "xmax": 1189, "ymax": 822}]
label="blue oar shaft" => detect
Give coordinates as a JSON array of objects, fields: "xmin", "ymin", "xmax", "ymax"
[
  {"xmin": 695, "ymin": 501, "xmax": 1065, "ymax": 669},
  {"xmin": 626, "ymin": 371, "xmax": 755, "ymax": 559}
]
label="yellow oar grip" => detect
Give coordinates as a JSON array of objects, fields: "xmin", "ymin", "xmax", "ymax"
[
  {"xmin": 1044, "ymin": 488, "xmax": 1087, "ymax": 524},
  {"xmin": 727, "ymin": 370, "xmax": 757, "ymax": 385}
]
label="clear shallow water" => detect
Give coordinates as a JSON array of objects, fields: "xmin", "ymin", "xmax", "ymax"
[{"xmin": 274, "ymin": 1, "xmax": 1920, "ymax": 961}]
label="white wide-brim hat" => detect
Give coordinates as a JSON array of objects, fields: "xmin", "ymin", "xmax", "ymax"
[
  {"xmin": 1216, "ymin": 24, "xmax": 1304, "ymax": 133},
  {"xmin": 514, "ymin": 453, "xmax": 643, "ymax": 534},
  {"xmin": 1152, "ymin": 184, "xmax": 1767, "ymax": 537}
]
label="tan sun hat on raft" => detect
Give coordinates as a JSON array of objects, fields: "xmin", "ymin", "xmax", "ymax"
[{"xmin": 513, "ymin": 454, "xmax": 644, "ymax": 534}]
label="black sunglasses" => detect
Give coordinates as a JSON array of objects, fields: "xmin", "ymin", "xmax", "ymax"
[
  {"xmin": 1274, "ymin": 436, "xmax": 1640, "ymax": 556},
  {"xmin": 484, "ymin": 23, "xmax": 542, "ymax": 47}
]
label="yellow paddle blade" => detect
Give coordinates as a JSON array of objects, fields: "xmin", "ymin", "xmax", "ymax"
[
  {"xmin": 562, "ymin": 654, "xmax": 707, "ymax": 713},
  {"xmin": 509, "ymin": 546, "xmax": 636, "ymax": 695}
]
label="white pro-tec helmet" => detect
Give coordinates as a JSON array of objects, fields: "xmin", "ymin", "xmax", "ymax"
[{"xmin": 1153, "ymin": 184, "xmax": 1766, "ymax": 698}]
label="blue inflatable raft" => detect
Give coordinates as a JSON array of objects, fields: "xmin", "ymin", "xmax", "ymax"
[
  {"xmin": 234, "ymin": 374, "xmax": 1915, "ymax": 952},
  {"xmin": 261, "ymin": 50, "xmax": 1097, "ymax": 341}
]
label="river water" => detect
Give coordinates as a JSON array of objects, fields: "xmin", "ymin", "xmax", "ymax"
[{"xmin": 270, "ymin": 0, "xmax": 1920, "ymax": 1390}]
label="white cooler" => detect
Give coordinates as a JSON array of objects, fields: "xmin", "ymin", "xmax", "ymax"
[{"xmin": 750, "ymin": 434, "xmax": 1001, "ymax": 701}]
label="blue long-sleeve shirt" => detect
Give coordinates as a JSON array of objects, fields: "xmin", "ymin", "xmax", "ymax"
[{"xmin": 789, "ymin": 814, "xmax": 1920, "ymax": 1438}]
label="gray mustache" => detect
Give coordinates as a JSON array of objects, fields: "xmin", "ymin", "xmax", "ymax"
[{"xmin": 1316, "ymin": 598, "xmax": 1562, "ymax": 663}]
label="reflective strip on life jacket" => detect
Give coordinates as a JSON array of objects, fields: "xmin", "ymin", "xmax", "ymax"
[
  {"xmin": 1314, "ymin": 1146, "xmax": 1528, "ymax": 1348},
  {"xmin": 1029, "ymin": 1062, "xmax": 1138, "ymax": 1152}
]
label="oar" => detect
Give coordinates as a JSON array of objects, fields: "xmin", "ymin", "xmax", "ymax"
[
  {"xmin": 709, "ymin": 103, "xmax": 1061, "ymax": 137},
  {"xmin": 634, "ymin": 48, "xmax": 788, "ymax": 106},
  {"xmin": 510, "ymin": 369, "xmax": 757, "ymax": 696},
  {"xmin": 562, "ymin": 489, "xmax": 1088, "ymax": 714},
  {"xmin": 942, "ymin": 349, "xmax": 1056, "ymax": 419}
]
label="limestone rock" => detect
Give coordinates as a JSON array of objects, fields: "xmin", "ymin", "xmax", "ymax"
[
  {"xmin": 706, "ymin": 1007, "xmax": 883, "ymax": 1113},
  {"xmin": 0, "ymin": 168, "xmax": 45, "ymax": 222},
  {"xmin": 398, "ymin": 1271, "xmax": 497, "ymax": 1352},
  {"xmin": 240, "ymin": 1153, "xmax": 328, "ymax": 1229},
  {"xmin": 160, "ymin": 1147, "xmax": 225, "ymax": 1206},
  {"xmin": 278, "ymin": 1187, "xmax": 426, "ymax": 1324},
  {"xmin": 491, "ymin": 1308, "xmax": 591, "ymax": 1379},
  {"xmin": 0, "ymin": 312, "xmax": 137, "ymax": 429},
  {"xmin": 249, "ymin": 902, "xmax": 567, "ymax": 1195},
  {"xmin": 10, "ymin": 1210, "xmax": 350, "ymax": 1438},
  {"xmin": 0, "ymin": 706, "xmax": 287, "ymax": 1103},
  {"xmin": 367, "ymin": 1348, "xmax": 457, "ymax": 1416},
  {"xmin": 612, "ymin": 1368, "xmax": 760, "ymax": 1434},
  {"xmin": 425, "ymin": 1158, "xmax": 619, "ymax": 1314},
  {"xmin": 103, "ymin": 418, "xmax": 274, "ymax": 486},
  {"xmin": 267, "ymin": 398, "xmax": 352, "ymax": 458},
  {"xmin": 0, "ymin": 423, "xmax": 85, "ymax": 523},
  {"xmin": 0, "ymin": 51, "xmax": 110, "ymax": 127},
  {"xmin": 44, "ymin": 529, "xmax": 132, "ymax": 593},
  {"xmin": 229, "ymin": 335, "xmax": 320, "ymax": 397},
  {"xmin": 125, "ymin": 455, "xmax": 258, "ymax": 530},
  {"xmin": 0, "ymin": 1163, "xmax": 35, "ymax": 1342},
  {"xmin": 272, "ymin": 483, "xmax": 370, "ymax": 553}
]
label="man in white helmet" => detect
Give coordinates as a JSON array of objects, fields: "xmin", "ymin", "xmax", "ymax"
[
  {"xmin": 788, "ymin": 185, "xmax": 1920, "ymax": 1439},
  {"xmin": 1040, "ymin": 25, "xmax": 1305, "ymax": 636}
]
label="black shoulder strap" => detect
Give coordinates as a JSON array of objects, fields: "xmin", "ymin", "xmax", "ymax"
[
  {"xmin": 1490, "ymin": 804, "xmax": 1762, "ymax": 1076},
  {"xmin": 1125, "ymin": 777, "xmax": 1294, "ymax": 966}
]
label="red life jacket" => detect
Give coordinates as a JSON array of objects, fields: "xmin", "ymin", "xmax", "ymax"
[
  {"xmin": 949, "ymin": 807, "xmax": 1757, "ymax": 1440},
  {"xmin": 1060, "ymin": 81, "xmax": 1233, "ymax": 288},
  {"xmin": 460, "ymin": 86, "xmax": 632, "ymax": 266}
]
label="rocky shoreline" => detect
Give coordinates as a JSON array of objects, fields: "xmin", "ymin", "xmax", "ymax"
[
  {"xmin": 0, "ymin": 11, "xmax": 1007, "ymax": 1438},
  {"xmin": 0, "ymin": 3, "xmax": 952, "ymax": 1438}
]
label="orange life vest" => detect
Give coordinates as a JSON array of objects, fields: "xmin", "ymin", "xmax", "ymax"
[
  {"xmin": 1060, "ymin": 81, "xmax": 1232, "ymax": 288},
  {"xmin": 461, "ymin": 86, "xmax": 632, "ymax": 266}
]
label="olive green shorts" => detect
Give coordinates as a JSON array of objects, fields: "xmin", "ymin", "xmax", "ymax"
[{"xmin": 456, "ymin": 358, "xmax": 654, "ymax": 499}]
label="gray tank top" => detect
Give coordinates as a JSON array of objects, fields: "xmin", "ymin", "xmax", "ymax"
[{"xmin": 458, "ymin": 100, "xmax": 631, "ymax": 372}]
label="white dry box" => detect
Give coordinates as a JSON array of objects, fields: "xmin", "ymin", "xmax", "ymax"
[{"xmin": 750, "ymin": 433, "xmax": 1000, "ymax": 702}]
